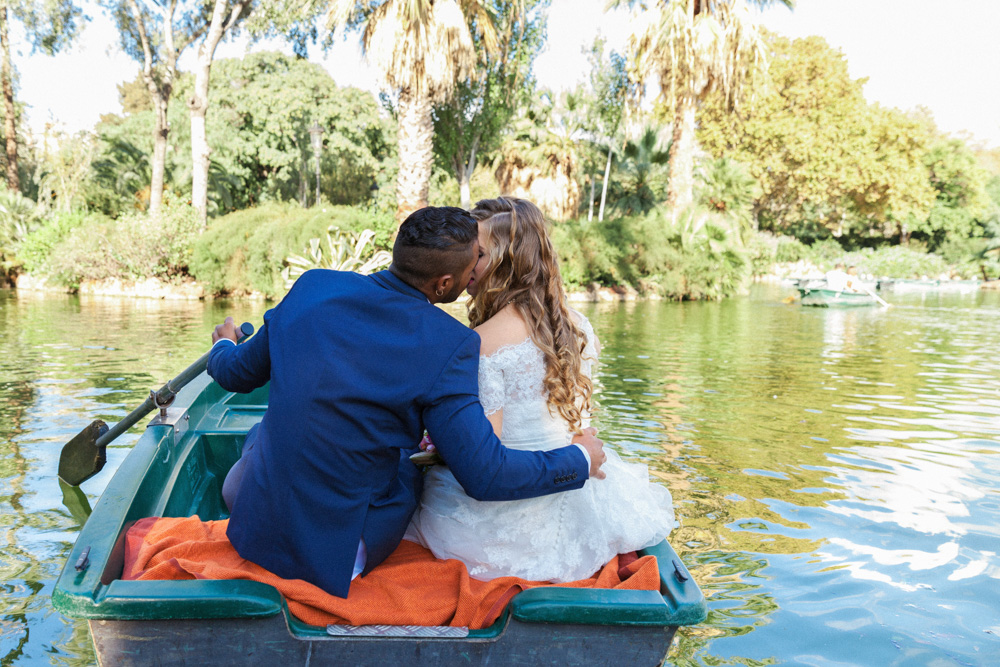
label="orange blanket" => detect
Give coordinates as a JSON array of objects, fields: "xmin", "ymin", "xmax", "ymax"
[{"xmin": 123, "ymin": 516, "xmax": 660, "ymax": 629}]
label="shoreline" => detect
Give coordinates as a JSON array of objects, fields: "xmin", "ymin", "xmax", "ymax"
[
  {"xmin": 12, "ymin": 273, "xmax": 664, "ymax": 303},
  {"xmin": 12, "ymin": 272, "xmax": 1000, "ymax": 302}
]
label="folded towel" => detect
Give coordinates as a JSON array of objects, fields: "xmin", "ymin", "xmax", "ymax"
[{"xmin": 123, "ymin": 516, "xmax": 661, "ymax": 629}]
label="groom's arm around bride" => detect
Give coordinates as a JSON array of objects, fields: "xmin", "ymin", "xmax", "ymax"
[{"xmin": 207, "ymin": 206, "xmax": 606, "ymax": 598}]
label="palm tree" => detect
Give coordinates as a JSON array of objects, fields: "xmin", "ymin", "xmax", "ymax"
[
  {"xmin": 325, "ymin": 0, "xmax": 495, "ymax": 225},
  {"xmin": 620, "ymin": 0, "xmax": 792, "ymax": 210},
  {"xmin": 611, "ymin": 125, "xmax": 671, "ymax": 217},
  {"xmin": 696, "ymin": 156, "xmax": 760, "ymax": 236}
]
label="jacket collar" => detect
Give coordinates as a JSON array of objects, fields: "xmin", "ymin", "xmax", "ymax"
[{"xmin": 370, "ymin": 269, "xmax": 428, "ymax": 302}]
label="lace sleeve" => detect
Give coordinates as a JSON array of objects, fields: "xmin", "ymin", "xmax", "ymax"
[{"xmin": 478, "ymin": 355, "xmax": 505, "ymax": 416}]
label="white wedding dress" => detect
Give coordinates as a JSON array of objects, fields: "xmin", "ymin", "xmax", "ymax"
[{"xmin": 405, "ymin": 314, "xmax": 678, "ymax": 582}]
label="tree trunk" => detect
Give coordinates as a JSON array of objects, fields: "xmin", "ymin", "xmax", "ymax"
[
  {"xmin": 298, "ymin": 157, "xmax": 307, "ymax": 207},
  {"xmin": 598, "ymin": 144, "xmax": 613, "ymax": 222},
  {"xmin": 126, "ymin": 0, "xmax": 177, "ymax": 218},
  {"xmin": 395, "ymin": 89, "xmax": 434, "ymax": 226},
  {"xmin": 189, "ymin": 0, "xmax": 244, "ymax": 227},
  {"xmin": 457, "ymin": 142, "xmax": 477, "ymax": 210},
  {"xmin": 459, "ymin": 175, "xmax": 471, "ymax": 211},
  {"xmin": 189, "ymin": 77, "xmax": 210, "ymax": 224},
  {"xmin": 665, "ymin": 95, "xmax": 697, "ymax": 211},
  {"xmin": 0, "ymin": 2, "xmax": 19, "ymax": 192},
  {"xmin": 588, "ymin": 168, "xmax": 596, "ymax": 221},
  {"xmin": 149, "ymin": 94, "xmax": 169, "ymax": 216}
]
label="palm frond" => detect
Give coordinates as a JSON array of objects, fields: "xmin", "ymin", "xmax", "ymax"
[
  {"xmin": 282, "ymin": 226, "xmax": 392, "ymax": 289},
  {"xmin": 357, "ymin": 0, "xmax": 477, "ymax": 101}
]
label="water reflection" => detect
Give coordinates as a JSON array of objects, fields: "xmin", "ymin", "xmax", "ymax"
[
  {"xmin": 583, "ymin": 289, "xmax": 1000, "ymax": 664},
  {"xmin": 3, "ymin": 287, "xmax": 1000, "ymax": 665},
  {"xmin": 0, "ymin": 289, "xmax": 264, "ymax": 665}
]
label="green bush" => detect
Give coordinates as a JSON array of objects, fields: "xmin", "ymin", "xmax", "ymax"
[
  {"xmin": 774, "ymin": 235, "xmax": 813, "ymax": 264},
  {"xmin": 550, "ymin": 207, "xmax": 750, "ymax": 300},
  {"xmin": 550, "ymin": 219, "xmax": 624, "ymax": 289},
  {"xmin": 189, "ymin": 202, "xmax": 394, "ymax": 297},
  {"xmin": 43, "ymin": 201, "xmax": 201, "ymax": 286},
  {"xmin": 18, "ymin": 211, "xmax": 108, "ymax": 275},
  {"xmin": 742, "ymin": 230, "xmax": 811, "ymax": 277},
  {"xmin": 0, "ymin": 188, "xmax": 42, "ymax": 278},
  {"xmin": 839, "ymin": 245, "xmax": 949, "ymax": 279},
  {"xmin": 809, "ymin": 238, "xmax": 846, "ymax": 266},
  {"xmin": 633, "ymin": 208, "xmax": 749, "ymax": 300}
]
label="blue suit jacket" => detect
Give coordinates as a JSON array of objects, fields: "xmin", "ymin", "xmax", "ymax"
[{"xmin": 207, "ymin": 269, "xmax": 589, "ymax": 598}]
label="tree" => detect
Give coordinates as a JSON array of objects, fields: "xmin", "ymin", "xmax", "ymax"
[
  {"xmin": 587, "ymin": 38, "xmax": 629, "ymax": 222},
  {"xmin": 118, "ymin": 73, "xmax": 153, "ymax": 112},
  {"xmin": 609, "ymin": 125, "xmax": 670, "ymax": 217},
  {"xmin": 912, "ymin": 137, "xmax": 990, "ymax": 246},
  {"xmin": 0, "ymin": 0, "xmax": 84, "ymax": 191},
  {"xmin": 432, "ymin": 0, "xmax": 547, "ymax": 210},
  {"xmin": 696, "ymin": 156, "xmax": 758, "ymax": 233},
  {"xmin": 91, "ymin": 54, "xmax": 392, "ymax": 217},
  {"xmin": 104, "ymin": 0, "xmax": 213, "ymax": 216},
  {"xmin": 326, "ymin": 0, "xmax": 491, "ymax": 224},
  {"xmin": 621, "ymin": 0, "xmax": 791, "ymax": 211},
  {"xmin": 200, "ymin": 52, "xmax": 392, "ymax": 209},
  {"xmin": 698, "ymin": 33, "xmax": 935, "ymax": 241},
  {"xmin": 34, "ymin": 130, "xmax": 96, "ymax": 213},
  {"xmin": 494, "ymin": 89, "xmax": 586, "ymax": 221},
  {"xmin": 187, "ymin": 0, "xmax": 251, "ymax": 226}
]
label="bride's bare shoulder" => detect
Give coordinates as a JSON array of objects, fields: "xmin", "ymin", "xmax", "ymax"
[{"xmin": 474, "ymin": 305, "xmax": 530, "ymax": 356}]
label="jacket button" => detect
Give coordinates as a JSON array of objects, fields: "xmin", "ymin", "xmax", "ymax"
[{"xmin": 572, "ymin": 473, "xmax": 578, "ymax": 480}]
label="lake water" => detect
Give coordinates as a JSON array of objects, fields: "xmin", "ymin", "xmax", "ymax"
[{"xmin": 1, "ymin": 285, "xmax": 998, "ymax": 666}]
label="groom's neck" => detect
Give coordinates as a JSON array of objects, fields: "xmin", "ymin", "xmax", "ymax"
[{"xmin": 390, "ymin": 265, "xmax": 436, "ymax": 303}]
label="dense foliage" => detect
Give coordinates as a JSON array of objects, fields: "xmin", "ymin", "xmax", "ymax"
[
  {"xmin": 697, "ymin": 33, "xmax": 994, "ymax": 251},
  {"xmin": 553, "ymin": 208, "xmax": 750, "ymax": 300},
  {"xmin": 87, "ymin": 53, "xmax": 395, "ymax": 218},
  {"xmin": 188, "ymin": 202, "xmax": 394, "ymax": 297},
  {"xmin": 21, "ymin": 199, "xmax": 199, "ymax": 287}
]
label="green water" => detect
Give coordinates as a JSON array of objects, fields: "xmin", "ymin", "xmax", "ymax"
[{"xmin": 2, "ymin": 286, "xmax": 999, "ymax": 665}]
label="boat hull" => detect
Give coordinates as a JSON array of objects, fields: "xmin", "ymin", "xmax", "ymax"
[
  {"xmin": 54, "ymin": 373, "xmax": 706, "ymax": 666},
  {"xmin": 88, "ymin": 612, "xmax": 675, "ymax": 666},
  {"xmin": 798, "ymin": 287, "xmax": 877, "ymax": 307}
]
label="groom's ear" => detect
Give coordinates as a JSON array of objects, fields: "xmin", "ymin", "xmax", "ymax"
[{"xmin": 429, "ymin": 274, "xmax": 454, "ymax": 301}]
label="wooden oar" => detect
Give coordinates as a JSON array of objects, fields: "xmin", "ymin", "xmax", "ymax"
[
  {"xmin": 859, "ymin": 284, "xmax": 891, "ymax": 308},
  {"xmin": 57, "ymin": 322, "xmax": 254, "ymax": 486}
]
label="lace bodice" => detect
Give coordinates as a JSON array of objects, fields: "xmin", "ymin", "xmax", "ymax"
[{"xmin": 477, "ymin": 315, "xmax": 598, "ymax": 447}]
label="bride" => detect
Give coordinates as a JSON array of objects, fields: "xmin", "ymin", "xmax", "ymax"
[{"xmin": 405, "ymin": 196, "xmax": 678, "ymax": 582}]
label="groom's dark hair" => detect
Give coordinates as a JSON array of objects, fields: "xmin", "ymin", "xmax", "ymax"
[{"xmin": 391, "ymin": 207, "xmax": 478, "ymax": 285}]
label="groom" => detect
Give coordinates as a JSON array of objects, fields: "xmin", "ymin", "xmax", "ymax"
[{"xmin": 208, "ymin": 206, "xmax": 606, "ymax": 598}]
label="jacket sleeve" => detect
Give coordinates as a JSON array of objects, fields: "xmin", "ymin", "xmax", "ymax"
[
  {"xmin": 422, "ymin": 332, "xmax": 589, "ymax": 502},
  {"xmin": 207, "ymin": 307, "xmax": 274, "ymax": 393}
]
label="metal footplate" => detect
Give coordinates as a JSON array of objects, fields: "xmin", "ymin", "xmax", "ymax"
[{"xmin": 326, "ymin": 624, "xmax": 470, "ymax": 638}]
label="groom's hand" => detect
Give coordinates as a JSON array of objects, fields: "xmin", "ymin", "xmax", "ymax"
[
  {"xmin": 572, "ymin": 427, "xmax": 607, "ymax": 480},
  {"xmin": 212, "ymin": 317, "xmax": 239, "ymax": 345}
]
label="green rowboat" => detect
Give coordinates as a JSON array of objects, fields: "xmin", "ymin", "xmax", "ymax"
[
  {"xmin": 53, "ymin": 373, "xmax": 707, "ymax": 666},
  {"xmin": 797, "ymin": 286, "xmax": 878, "ymax": 307}
]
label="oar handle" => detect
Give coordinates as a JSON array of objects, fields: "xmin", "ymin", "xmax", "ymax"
[{"xmin": 94, "ymin": 322, "xmax": 254, "ymax": 448}]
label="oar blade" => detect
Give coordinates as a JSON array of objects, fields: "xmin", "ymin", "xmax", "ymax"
[{"xmin": 58, "ymin": 420, "xmax": 109, "ymax": 486}]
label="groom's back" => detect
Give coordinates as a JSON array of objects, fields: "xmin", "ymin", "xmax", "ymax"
[{"xmin": 222, "ymin": 268, "xmax": 477, "ymax": 597}]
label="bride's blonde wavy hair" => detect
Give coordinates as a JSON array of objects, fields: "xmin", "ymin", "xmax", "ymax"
[{"xmin": 468, "ymin": 197, "xmax": 592, "ymax": 434}]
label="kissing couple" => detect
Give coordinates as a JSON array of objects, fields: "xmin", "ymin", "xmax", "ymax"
[{"xmin": 209, "ymin": 198, "xmax": 677, "ymax": 598}]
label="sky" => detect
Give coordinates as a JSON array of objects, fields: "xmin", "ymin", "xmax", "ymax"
[{"xmin": 11, "ymin": 0, "xmax": 1000, "ymax": 149}]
